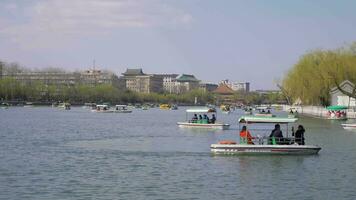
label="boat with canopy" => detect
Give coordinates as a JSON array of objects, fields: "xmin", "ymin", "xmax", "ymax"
[
  {"xmin": 326, "ymin": 105, "xmax": 347, "ymax": 120},
  {"xmin": 177, "ymin": 107, "xmax": 230, "ymax": 130},
  {"xmin": 211, "ymin": 116, "xmax": 321, "ymax": 155}
]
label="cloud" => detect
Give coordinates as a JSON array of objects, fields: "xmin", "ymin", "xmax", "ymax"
[{"xmin": 0, "ymin": 0, "xmax": 193, "ymax": 49}]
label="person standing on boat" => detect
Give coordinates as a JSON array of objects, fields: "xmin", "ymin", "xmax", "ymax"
[
  {"xmin": 293, "ymin": 125, "xmax": 305, "ymax": 145},
  {"xmin": 270, "ymin": 124, "xmax": 283, "ymax": 144},
  {"xmin": 240, "ymin": 126, "xmax": 254, "ymax": 144}
]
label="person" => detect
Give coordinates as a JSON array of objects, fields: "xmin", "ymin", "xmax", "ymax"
[
  {"xmin": 210, "ymin": 114, "xmax": 216, "ymax": 124},
  {"xmin": 269, "ymin": 124, "xmax": 283, "ymax": 144},
  {"xmin": 199, "ymin": 114, "xmax": 203, "ymax": 120},
  {"xmin": 293, "ymin": 125, "xmax": 305, "ymax": 145},
  {"xmin": 267, "ymin": 110, "xmax": 271, "ymax": 114},
  {"xmin": 240, "ymin": 126, "xmax": 254, "ymax": 144},
  {"xmin": 192, "ymin": 114, "xmax": 198, "ymax": 123}
]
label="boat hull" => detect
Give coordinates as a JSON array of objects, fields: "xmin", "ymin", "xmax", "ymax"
[
  {"xmin": 177, "ymin": 122, "xmax": 230, "ymax": 130},
  {"xmin": 211, "ymin": 144, "xmax": 321, "ymax": 155},
  {"xmin": 341, "ymin": 124, "xmax": 356, "ymax": 130}
]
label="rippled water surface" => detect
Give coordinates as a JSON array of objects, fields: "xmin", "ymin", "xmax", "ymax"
[{"xmin": 1, "ymin": 107, "xmax": 356, "ymax": 199}]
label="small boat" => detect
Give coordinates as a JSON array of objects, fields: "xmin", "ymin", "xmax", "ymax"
[
  {"xmin": 211, "ymin": 116, "xmax": 321, "ymax": 155},
  {"xmin": 0, "ymin": 102, "xmax": 10, "ymax": 109},
  {"xmin": 142, "ymin": 105, "xmax": 149, "ymax": 110},
  {"xmin": 220, "ymin": 104, "xmax": 231, "ymax": 114},
  {"xmin": 170, "ymin": 104, "xmax": 178, "ymax": 110},
  {"xmin": 114, "ymin": 105, "xmax": 132, "ymax": 113},
  {"xmin": 159, "ymin": 104, "xmax": 171, "ymax": 110},
  {"xmin": 58, "ymin": 103, "xmax": 71, "ymax": 110},
  {"xmin": 341, "ymin": 123, "xmax": 356, "ymax": 130},
  {"xmin": 177, "ymin": 107, "xmax": 230, "ymax": 130},
  {"xmin": 326, "ymin": 105, "xmax": 347, "ymax": 120},
  {"xmin": 24, "ymin": 102, "xmax": 34, "ymax": 107},
  {"xmin": 83, "ymin": 103, "xmax": 96, "ymax": 109},
  {"xmin": 92, "ymin": 105, "xmax": 114, "ymax": 113}
]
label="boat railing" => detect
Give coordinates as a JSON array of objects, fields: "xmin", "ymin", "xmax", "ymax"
[{"xmin": 240, "ymin": 136, "xmax": 304, "ymax": 145}]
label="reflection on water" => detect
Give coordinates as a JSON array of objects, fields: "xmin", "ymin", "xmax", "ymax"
[{"xmin": 1, "ymin": 107, "xmax": 356, "ymax": 199}]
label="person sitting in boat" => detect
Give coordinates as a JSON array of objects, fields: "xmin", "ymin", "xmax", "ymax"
[
  {"xmin": 240, "ymin": 126, "xmax": 254, "ymax": 144},
  {"xmin": 293, "ymin": 125, "xmax": 305, "ymax": 145},
  {"xmin": 290, "ymin": 109, "xmax": 294, "ymax": 114},
  {"xmin": 267, "ymin": 110, "xmax": 271, "ymax": 114},
  {"xmin": 261, "ymin": 109, "xmax": 266, "ymax": 113},
  {"xmin": 203, "ymin": 114, "xmax": 209, "ymax": 124},
  {"xmin": 269, "ymin": 124, "xmax": 283, "ymax": 144},
  {"xmin": 210, "ymin": 114, "xmax": 216, "ymax": 124},
  {"xmin": 191, "ymin": 114, "xmax": 198, "ymax": 123}
]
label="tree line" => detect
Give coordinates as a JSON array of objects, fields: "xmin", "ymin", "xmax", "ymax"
[
  {"xmin": 0, "ymin": 60, "xmax": 285, "ymax": 105},
  {"xmin": 281, "ymin": 43, "xmax": 356, "ymax": 106}
]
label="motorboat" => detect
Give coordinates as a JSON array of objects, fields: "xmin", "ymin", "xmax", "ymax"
[
  {"xmin": 114, "ymin": 105, "xmax": 132, "ymax": 113},
  {"xmin": 326, "ymin": 105, "xmax": 347, "ymax": 120},
  {"xmin": 159, "ymin": 104, "xmax": 171, "ymax": 110},
  {"xmin": 83, "ymin": 103, "xmax": 96, "ymax": 109},
  {"xmin": 220, "ymin": 104, "xmax": 231, "ymax": 114},
  {"xmin": 177, "ymin": 107, "xmax": 230, "ymax": 130},
  {"xmin": 211, "ymin": 116, "xmax": 321, "ymax": 155},
  {"xmin": 92, "ymin": 105, "xmax": 114, "ymax": 113},
  {"xmin": 170, "ymin": 104, "xmax": 178, "ymax": 110},
  {"xmin": 58, "ymin": 103, "xmax": 71, "ymax": 110},
  {"xmin": 341, "ymin": 123, "xmax": 356, "ymax": 130}
]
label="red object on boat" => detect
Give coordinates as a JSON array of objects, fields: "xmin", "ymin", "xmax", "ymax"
[{"xmin": 218, "ymin": 140, "xmax": 237, "ymax": 145}]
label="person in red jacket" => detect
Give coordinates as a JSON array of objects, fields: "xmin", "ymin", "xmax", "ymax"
[{"xmin": 240, "ymin": 125, "xmax": 254, "ymax": 144}]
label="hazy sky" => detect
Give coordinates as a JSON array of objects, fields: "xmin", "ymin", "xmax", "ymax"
[{"xmin": 0, "ymin": 0, "xmax": 355, "ymax": 89}]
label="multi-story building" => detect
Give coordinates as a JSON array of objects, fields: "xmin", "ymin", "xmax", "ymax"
[
  {"xmin": 154, "ymin": 74, "xmax": 179, "ymax": 94},
  {"xmin": 3, "ymin": 68, "xmax": 121, "ymax": 88},
  {"xmin": 80, "ymin": 69, "xmax": 121, "ymax": 87},
  {"xmin": 122, "ymin": 68, "xmax": 163, "ymax": 93},
  {"xmin": 220, "ymin": 80, "xmax": 250, "ymax": 92},
  {"xmin": 175, "ymin": 74, "xmax": 200, "ymax": 93},
  {"xmin": 199, "ymin": 83, "xmax": 218, "ymax": 92}
]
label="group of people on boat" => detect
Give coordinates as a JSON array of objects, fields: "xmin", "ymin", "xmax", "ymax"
[
  {"xmin": 327, "ymin": 110, "xmax": 346, "ymax": 118},
  {"xmin": 239, "ymin": 124, "xmax": 305, "ymax": 145},
  {"xmin": 191, "ymin": 114, "xmax": 216, "ymax": 124}
]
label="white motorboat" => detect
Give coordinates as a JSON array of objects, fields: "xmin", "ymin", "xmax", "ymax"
[
  {"xmin": 92, "ymin": 105, "xmax": 114, "ymax": 113},
  {"xmin": 114, "ymin": 105, "xmax": 132, "ymax": 113},
  {"xmin": 341, "ymin": 123, "xmax": 356, "ymax": 130},
  {"xmin": 177, "ymin": 107, "xmax": 230, "ymax": 130},
  {"xmin": 58, "ymin": 103, "xmax": 71, "ymax": 110},
  {"xmin": 211, "ymin": 116, "xmax": 321, "ymax": 155}
]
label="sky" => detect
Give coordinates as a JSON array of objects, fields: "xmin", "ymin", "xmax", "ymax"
[{"xmin": 0, "ymin": 0, "xmax": 356, "ymax": 90}]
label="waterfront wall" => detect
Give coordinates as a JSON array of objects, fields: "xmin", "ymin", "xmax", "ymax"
[{"xmin": 282, "ymin": 105, "xmax": 356, "ymax": 119}]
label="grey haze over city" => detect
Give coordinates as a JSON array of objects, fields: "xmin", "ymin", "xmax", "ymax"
[{"xmin": 1, "ymin": 0, "xmax": 356, "ymax": 89}]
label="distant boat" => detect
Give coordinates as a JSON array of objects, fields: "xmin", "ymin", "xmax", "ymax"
[
  {"xmin": 177, "ymin": 107, "xmax": 229, "ymax": 130},
  {"xmin": 159, "ymin": 104, "xmax": 171, "ymax": 110},
  {"xmin": 58, "ymin": 103, "xmax": 71, "ymax": 110},
  {"xmin": 341, "ymin": 123, "xmax": 356, "ymax": 130}
]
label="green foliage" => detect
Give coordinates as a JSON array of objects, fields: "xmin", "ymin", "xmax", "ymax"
[{"xmin": 282, "ymin": 43, "xmax": 356, "ymax": 106}]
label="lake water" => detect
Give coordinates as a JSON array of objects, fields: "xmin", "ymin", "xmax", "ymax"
[{"xmin": 1, "ymin": 107, "xmax": 356, "ymax": 199}]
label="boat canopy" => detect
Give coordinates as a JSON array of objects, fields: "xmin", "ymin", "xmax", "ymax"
[
  {"xmin": 115, "ymin": 105, "xmax": 128, "ymax": 107},
  {"xmin": 238, "ymin": 116, "xmax": 298, "ymax": 124},
  {"xmin": 97, "ymin": 104, "xmax": 109, "ymax": 107},
  {"xmin": 186, "ymin": 107, "xmax": 216, "ymax": 113},
  {"xmin": 326, "ymin": 105, "xmax": 348, "ymax": 111}
]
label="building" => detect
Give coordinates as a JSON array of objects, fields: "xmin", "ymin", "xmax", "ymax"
[
  {"xmin": 213, "ymin": 83, "xmax": 236, "ymax": 105},
  {"xmin": 175, "ymin": 74, "xmax": 200, "ymax": 93},
  {"xmin": 2, "ymin": 68, "xmax": 121, "ymax": 88},
  {"xmin": 220, "ymin": 80, "xmax": 250, "ymax": 92},
  {"xmin": 122, "ymin": 68, "xmax": 163, "ymax": 93},
  {"xmin": 80, "ymin": 69, "xmax": 121, "ymax": 87},
  {"xmin": 154, "ymin": 74, "xmax": 179, "ymax": 94},
  {"xmin": 330, "ymin": 80, "xmax": 356, "ymax": 107},
  {"xmin": 199, "ymin": 83, "xmax": 218, "ymax": 92}
]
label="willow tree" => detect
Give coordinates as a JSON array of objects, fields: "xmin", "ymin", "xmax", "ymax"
[{"xmin": 282, "ymin": 43, "xmax": 356, "ymax": 106}]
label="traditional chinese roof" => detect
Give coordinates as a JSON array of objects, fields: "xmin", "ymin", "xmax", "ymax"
[
  {"xmin": 213, "ymin": 84, "xmax": 235, "ymax": 95},
  {"xmin": 122, "ymin": 68, "xmax": 145, "ymax": 76},
  {"xmin": 176, "ymin": 74, "xmax": 199, "ymax": 82}
]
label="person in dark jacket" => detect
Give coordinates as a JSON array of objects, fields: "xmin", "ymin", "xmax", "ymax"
[
  {"xmin": 269, "ymin": 124, "xmax": 283, "ymax": 144},
  {"xmin": 293, "ymin": 125, "xmax": 305, "ymax": 145}
]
